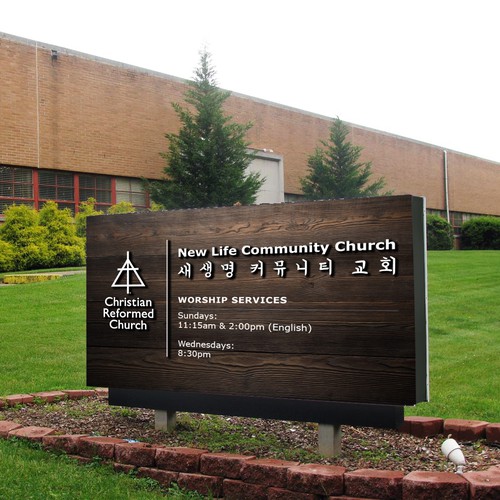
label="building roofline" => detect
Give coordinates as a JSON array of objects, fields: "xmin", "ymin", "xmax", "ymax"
[
  {"xmin": 0, "ymin": 30, "xmax": 188, "ymax": 85},
  {"xmin": 2, "ymin": 30, "xmax": 499, "ymax": 166}
]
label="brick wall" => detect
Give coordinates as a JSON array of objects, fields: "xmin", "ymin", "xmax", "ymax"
[
  {"xmin": 1, "ymin": 32, "xmax": 500, "ymax": 216},
  {"xmin": 0, "ymin": 37, "xmax": 38, "ymax": 167}
]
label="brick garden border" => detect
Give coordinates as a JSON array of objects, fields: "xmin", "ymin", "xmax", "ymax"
[{"xmin": 1, "ymin": 389, "xmax": 499, "ymax": 499}]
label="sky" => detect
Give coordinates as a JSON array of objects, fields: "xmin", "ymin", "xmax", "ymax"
[{"xmin": 2, "ymin": 0, "xmax": 500, "ymax": 163}]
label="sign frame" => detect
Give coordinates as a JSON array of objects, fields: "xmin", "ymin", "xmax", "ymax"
[{"xmin": 87, "ymin": 195, "xmax": 428, "ymax": 428}]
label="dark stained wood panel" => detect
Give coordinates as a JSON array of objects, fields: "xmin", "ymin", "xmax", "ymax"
[
  {"xmin": 87, "ymin": 347, "xmax": 416, "ymax": 405},
  {"xmin": 87, "ymin": 196, "xmax": 428, "ymax": 408}
]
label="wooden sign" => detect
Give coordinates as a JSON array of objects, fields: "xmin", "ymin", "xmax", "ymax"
[{"xmin": 87, "ymin": 196, "xmax": 428, "ymax": 421}]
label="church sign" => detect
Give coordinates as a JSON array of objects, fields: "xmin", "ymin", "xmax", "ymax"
[{"xmin": 87, "ymin": 195, "xmax": 428, "ymax": 426}]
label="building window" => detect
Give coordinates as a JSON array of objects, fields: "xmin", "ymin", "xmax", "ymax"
[
  {"xmin": 116, "ymin": 177, "xmax": 148, "ymax": 208},
  {"xmin": 0, "ymin": 166, "xmax": 34, "ymax": 213},
  {"xmin": 426, "ymin": 209, "xmax": 482, "ymax": 236},
  {"xmin": 79, "ymin": 174, "xmax": 112, "ymax": 211},
  {"xmin": 0, "ymin": 167, "xmax": 152, "ymax": 218},
  {"xmin": 450, "ymin": 212, "xmax": 480, "ymax": 236},
  {"xmin": 39, "ymin": 170, "xmax": 75, "ymax": 213},
  {"xmin": 450, "ymin": 212, "xmax": 463, "ymax": 235},
  {"xmin": 284, "ymin": 193, "xmax": 305, "ymax": 203}
]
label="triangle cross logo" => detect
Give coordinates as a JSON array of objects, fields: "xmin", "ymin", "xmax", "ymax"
[{"xmin": 111, "ymin": 251, "xmax": 146, "ymax": 295}]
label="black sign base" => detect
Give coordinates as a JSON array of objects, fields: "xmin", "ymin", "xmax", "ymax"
[{"xmin": 109, "ymin": 388, "xmax": 404, "ymax": 429}]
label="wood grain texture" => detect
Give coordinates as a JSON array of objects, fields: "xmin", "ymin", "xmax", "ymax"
[
  {"xmin": 88, "ymin": 347, "xmax": 416, "ymax": 405},
  {"xmin": 87, "ymin": 196, "xmax": 426, "ymax": 406}
]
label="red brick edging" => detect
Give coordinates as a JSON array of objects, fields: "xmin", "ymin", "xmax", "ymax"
[{"xmin": 1, "ymin": 389, "xmax": 499, "ymax": 499}]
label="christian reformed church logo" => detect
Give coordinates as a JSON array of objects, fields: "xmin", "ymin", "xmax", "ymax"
[
  {"xmin": 111, "ymin": 251, "xmax": 146, "ymax": 295},
  {"xmin": 105, "ymin": 252, "xmax": 155, "ymax": 333}
]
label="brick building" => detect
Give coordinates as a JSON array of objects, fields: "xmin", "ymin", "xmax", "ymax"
[{"xmin": 1, "ymin": 32, "xmax": 499, "ymax": 236}]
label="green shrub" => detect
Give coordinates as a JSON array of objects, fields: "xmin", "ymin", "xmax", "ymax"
[
  {"xmin": 0, "ymin": 240, "xmax": 16, "ymax": 272},
  {"xmin": 14, "ymin": 237, "xmax": 52, "ymax": 270},
  {"xmin": 0, "ymin": 206, "xmax": 51, "ymax": 270},
  {"xmin": 75, "ymin": 198, "xmax": 103, "ymax": 238},
  {"xmin": 2, "ymin": 274, "xmax": 61, "ymax": 284},
  {"xmin": 149, "ymin": 201, "xmax": 164, "ymax": 212},
  {"xmin": 426, "ymin": 214, "xmax": 453, "ymax": 250},
  {"xmin": 50, "ymin": 243, "xmax": 86, "ymax": 267},
  {"xmin": 39, "ymin": 201, "xmax": 85, "ymax": 267},
  {"xmin": 0, "ymin": 203, "xmax": 85, "ymax": 271},
  {"xmin": 0, "ymin": 204, "xmax": 39, "ymax": 246},
  {"xmin": 107, "ymin": 201, "xmax": 136, "ymax": 214},
  {"xmin": 461, "ymin": 216, "xmax": 500, "ymax": 249}
]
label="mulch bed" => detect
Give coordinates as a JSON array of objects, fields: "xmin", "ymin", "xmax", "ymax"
[{"xmin": 2, "ymin": 394, "xmax": 499, "ymax": 474}]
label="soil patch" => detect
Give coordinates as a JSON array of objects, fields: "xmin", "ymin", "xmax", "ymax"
[{"xmin": 2, "ymin": 395, "xmax": 498, "ymax": 474}]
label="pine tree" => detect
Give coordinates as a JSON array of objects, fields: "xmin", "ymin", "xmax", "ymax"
[
  {"xmin": 148, "ymin": 50, "xmax": 264, "ymax": 209},
  {"xmin": 301, "ymin": 117, "xmax": 389, "ymax": 200}
]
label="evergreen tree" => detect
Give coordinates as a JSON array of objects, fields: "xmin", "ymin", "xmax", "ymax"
[
  {"xmin": 148, "ymin": 50, "xmax": 264, "ymax": 209},
  {"xmin": 301, "ymin": 117, "xmax": 389, "ymax": 200}
]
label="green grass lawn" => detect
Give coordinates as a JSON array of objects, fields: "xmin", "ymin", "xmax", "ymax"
[
  {"xmin": 406, "ymin": 250, "xmax": 500, "ymax": 421},
  {"xmin": 1, "ymin": 252, "xmax": 499, "ymax": 419},
  {"xmin": 0, "ymin": 252, "xmax": 499, "ymax": 497},
  {"xmin": 0, "ymin": 274, "xmax": 86, "ymax": 394},
  {"xmin": 0, "ymin": 273, "xmax": 209, "ymax": 499},
  {"xmin": 0, "ymin": 251, "xmax": 500, "ymax": 422},
  {"xmin": 0, "ymin": 439, "xmax": 168, "ymax": 500}
]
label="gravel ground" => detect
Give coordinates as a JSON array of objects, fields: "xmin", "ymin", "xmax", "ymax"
[{"xmin": 2, "ymin": 395, "xmax": 498, "ymax": 474}]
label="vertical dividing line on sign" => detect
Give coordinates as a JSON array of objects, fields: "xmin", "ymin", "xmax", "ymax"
[{"xmin": 166, "ymin": 239, "xmax": 170, "ymax": 358}]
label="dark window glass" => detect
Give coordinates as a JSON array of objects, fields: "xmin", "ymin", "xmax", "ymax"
[
  {"xmin": 39, "ymin": 185, "xmax": 56, "ymax": 199},
  {"xmin": 79, "ymin": 174, "xmax": 112, "ymax": 209},
  {"xmin": 0, "ymin": 166, "xmax": 33, "ymax": 201},
  {"xmin": 39, "ymin": 170, "xmax": 74, "ymax": 202}
]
